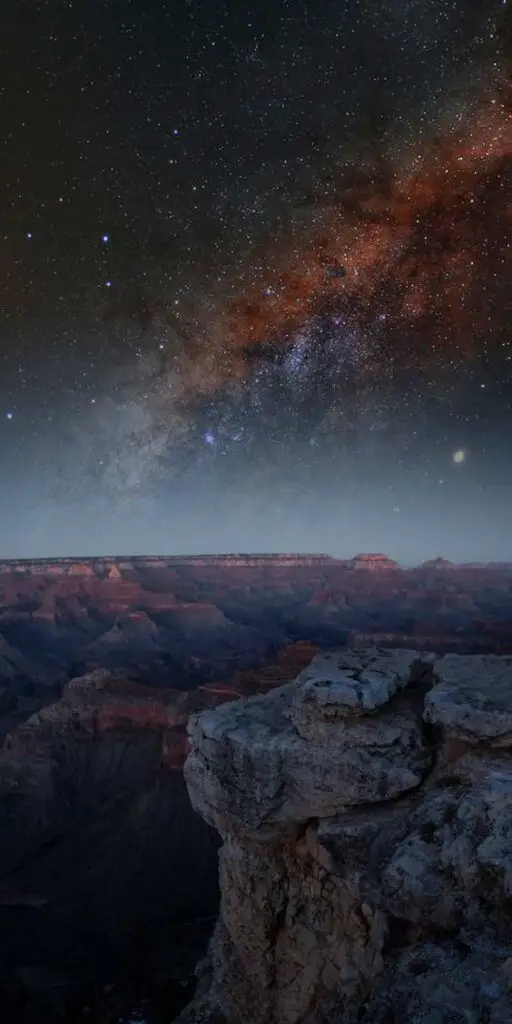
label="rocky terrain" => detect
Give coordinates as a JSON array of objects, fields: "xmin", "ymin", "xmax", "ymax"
[
  {"xmin": 0, "ymin": 553, "xmax": 511, "ymax": 1021},
  {"xmin": 180, "ymin": 647, "xmax": 512, "ymax": 1024},
  {"xmin": 1, "ymin": 554, "xmax": 511, "ymax": 708}
]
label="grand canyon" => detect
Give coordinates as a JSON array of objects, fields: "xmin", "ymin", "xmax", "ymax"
[{"xmin": 1, "ymin": 553, "xmax": 512, "ymax": 1022}]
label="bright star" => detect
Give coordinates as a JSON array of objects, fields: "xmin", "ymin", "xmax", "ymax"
[
  {"xmin": 452, "ymin": 449, "xmax": 466, "ymax": 464},
  {"xmin": 6, "ymin": 412, "xmax": 12, "ymax": 420},
  {"xmin": 102, "ymin": 234, "xmax": 109, "ymax": 243}
]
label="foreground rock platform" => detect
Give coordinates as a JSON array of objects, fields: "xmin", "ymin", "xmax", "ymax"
[{"xmin": 179, "ymin": 648, "xmax": 512, "ymax": 1024}]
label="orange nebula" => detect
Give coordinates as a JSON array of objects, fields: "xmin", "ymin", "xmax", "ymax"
[{"xmin": 166, "ymin": 81, "xmax": 511, "ymax": 401}]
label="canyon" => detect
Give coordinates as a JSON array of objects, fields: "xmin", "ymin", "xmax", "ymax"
[{"xmin": 0, "ymin": 553, "xmax": 511, "ymax": 1021}]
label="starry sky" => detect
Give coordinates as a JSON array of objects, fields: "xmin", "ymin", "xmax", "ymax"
[{"xmin": 0, "ymin": 0, "xmax": 511, "ymax": 562}]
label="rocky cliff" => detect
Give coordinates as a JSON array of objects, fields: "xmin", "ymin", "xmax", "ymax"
[
  {"xmin": 0, "ymin": 641, "xmax": 320, "ymax": 1022},
  {"xmin": 180, "ymin": 648, "xmax": 512, "ymax": 1024}
]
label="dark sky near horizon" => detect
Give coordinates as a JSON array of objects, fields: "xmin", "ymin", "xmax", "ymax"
[{"xmin": 0, "ymin": 0, "xmax": 511, "ymax": 562}]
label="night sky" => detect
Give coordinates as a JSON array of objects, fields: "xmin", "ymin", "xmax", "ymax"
[{"xmin": 0, "ymin": 0, "xmax": 511, "ymax": 562}]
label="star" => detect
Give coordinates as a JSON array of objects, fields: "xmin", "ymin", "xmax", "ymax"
[{"xmin": 452, "ymin": 450, "xmax": 466, "ymax": 464}]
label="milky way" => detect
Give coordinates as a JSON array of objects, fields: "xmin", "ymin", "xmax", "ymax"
[
  {"xmin": 155, "ymin": 84, "xmax": 510, "ymax": 391},
  {"xmin": 1, "ymin": 0, "xmax": 511, "ymax": 560},
  {"xmin": 108, "ymin": 73, "xmax": 511, "ymax": 496}
]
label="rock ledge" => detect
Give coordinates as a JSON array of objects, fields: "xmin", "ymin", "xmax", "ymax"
[{"xmin": 179, "ymin": 649, "xmax": 512, "ymax": 1024}]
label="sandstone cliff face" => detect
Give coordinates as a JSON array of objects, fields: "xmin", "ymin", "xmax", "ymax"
[{"xmin": 181, "ymin": 649, "xmax": 512, "ymax": 1024}]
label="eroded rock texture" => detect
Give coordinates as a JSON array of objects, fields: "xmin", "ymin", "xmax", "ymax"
[{"xmin": 179, "ymin": 649, "xmax": 512, "ymax": 1024}]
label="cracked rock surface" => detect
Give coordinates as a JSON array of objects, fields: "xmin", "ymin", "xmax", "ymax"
[{"xmin": 177, "ymin": 648, "xmax": 512, "ymax": 1024}]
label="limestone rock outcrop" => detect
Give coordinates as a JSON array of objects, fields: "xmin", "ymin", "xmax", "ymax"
[
  {"xmin": 186, "ymin": 649, "xmax": 434, "ymax": 839},
  {"xmin": 180, "ymin": 648, "xmax": 512, "ymax": 1024}
]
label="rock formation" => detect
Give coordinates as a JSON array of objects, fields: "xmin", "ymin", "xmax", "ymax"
[
  {"xmin": 180, "ymin": 648, "xmax": 512, "ymax": 1024},
  {"xmin": 346, "ymin": 553, "xmax": 400, "ymax": 571},
  {"xmin": 420, "ymin": 557, "xmax": 456, "ymax": 570}
]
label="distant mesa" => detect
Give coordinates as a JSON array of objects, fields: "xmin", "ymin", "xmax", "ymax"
[
  {"xmin": 346, "ymin": 553, "xmax": 400, "ymax": 571},
  {"xmin": 421, "ymin": 556, "xmax": 456, "ymax": 570},
  {"xmin": 67, "ymin": 562, "xmax": 95, "ymax": 576},
  {"xmin": 0, "ymin": 553, "xmax": 511, "ymax": 575},
  {"xmin": 0, "ymin": 553, "xmax": 343, "ymax": 574}
]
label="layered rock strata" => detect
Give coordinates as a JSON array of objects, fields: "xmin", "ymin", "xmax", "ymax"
[{"xmin": 181, "ymin": 649, "xmax": 512, "ymax": 1024}]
